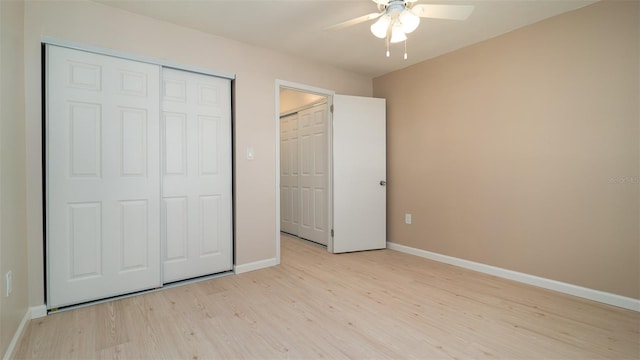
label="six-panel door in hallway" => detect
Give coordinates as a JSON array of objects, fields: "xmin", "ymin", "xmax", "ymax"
[
  {"xmin": 161, "ymin": 68, "xmax": 232, "ymax": 283},
  {"xmin": 280, "ymin": 113, "xmax": 300, "ymax": 235},
  {"xmin": 280, "ymin": 103, "xmax": 329, "ymax": 245},
  {"xmin": 298, "ymin": 104, "xmax": 329, "ymax": 245}
]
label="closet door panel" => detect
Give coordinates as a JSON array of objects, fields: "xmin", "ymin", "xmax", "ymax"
[
  {"xmin": 280, "ymin": 113, "xmax": 300, "ymax": 235},
  {"xmin": 297, "ymin": 105, "xmax": 329, "ymax": 245},
  {"xmin": 162, "ymin": 68, "xmax": 232, "ymax": 283},
  {"xmin": 46, "ymin": 45, "xmax": 161, "ymax": 309}
]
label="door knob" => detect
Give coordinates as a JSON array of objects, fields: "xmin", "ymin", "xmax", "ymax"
[{"xmin": 380, "ymin": 180, "xmax": 386, "ymax": 186}]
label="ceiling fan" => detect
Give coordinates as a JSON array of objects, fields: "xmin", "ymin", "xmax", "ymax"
[{"xmin": 327, "ymin": 0, "xmax": 474, "ymax": 59}]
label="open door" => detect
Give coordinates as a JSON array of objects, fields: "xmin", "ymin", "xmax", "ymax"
[{"xmin": 331, "ymin": 95, "xmax": 386, "ymax": 253}]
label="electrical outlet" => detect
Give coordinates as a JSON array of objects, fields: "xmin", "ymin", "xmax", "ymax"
[
  {"xmin": 405, "ymin": 213, "xmax": 412, "ymax": 225},
  {"xmin": 5, "ymin": 271, "xmax": 12, "ymax": 297}
]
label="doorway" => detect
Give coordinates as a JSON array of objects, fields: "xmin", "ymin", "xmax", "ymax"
[
  {"xmin": 275, "ymin": 81, "xmax": 334, "ymax": 261},
  {"xmin": 275, "ymin": 81, "xmax": 388, "ymax": 264},
  {"xmin": 278, "ymin": 86, "xmax": 331, "ymax": 246}
]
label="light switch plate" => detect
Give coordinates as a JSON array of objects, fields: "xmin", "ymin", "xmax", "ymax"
[
  {"xmin": 246, "ymin": 147, "xmax": 255, "ymax": 160},
  {"xmin": 5, "ymin": 271, "xmax": 12, "ymax": 297}
]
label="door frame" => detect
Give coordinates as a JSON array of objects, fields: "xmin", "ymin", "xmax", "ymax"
[{"xmin": 275, "ymin": 80, "xmax": 335, "ymax": 263}]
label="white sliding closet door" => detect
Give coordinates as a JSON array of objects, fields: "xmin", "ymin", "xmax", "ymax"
[
  {"xmin": 298, "ymin": 104, "xmax": 329, "ymax": 245},
  {"xmin": 46, "ymin": 46, "xmax": 161, "ymax": 309},
  {"xmin": 161, "ymin": 68, "xmax": 232, "ymax": 283},
  {"xmin": 280, "ymin": 113, "xmax": 300, "ymax": 235},
  {"xmin": 280, "ymin": 103, "xmax": 329, "ymax": 245}
]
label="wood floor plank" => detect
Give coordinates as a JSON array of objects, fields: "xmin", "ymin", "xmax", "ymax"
[{"xmin": 12, "ymin": 235, "xmax": 640, "ymax": 359}]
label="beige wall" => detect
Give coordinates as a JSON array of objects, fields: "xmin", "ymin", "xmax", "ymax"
[
  {"xmin": 280, "ymin": 88, "xmax": 326, "ymax": 115},
  {"xmin": 374, "ymin": 0, "xmax": 639, "ymax": 299},
  {"xmin": 24, "ymin": 0, "xmax": 372, "ymax": 307},
  {"xmin": 1, "ymin": 0, "xmax": 29, "ymax": 356}
]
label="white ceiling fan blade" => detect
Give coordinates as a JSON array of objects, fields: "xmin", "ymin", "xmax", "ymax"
[
  {"xmin": 325, "ymin": 12, "xmax": 383, "ymax": 31},
  {"xmin": 411, "ymin": 4, "xmax": 474, "ymax": 20}
]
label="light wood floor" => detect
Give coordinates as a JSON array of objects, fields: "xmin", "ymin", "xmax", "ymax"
[{"xmin": 14, "ymin": 235, "xmax": 640, "ymax": 359}]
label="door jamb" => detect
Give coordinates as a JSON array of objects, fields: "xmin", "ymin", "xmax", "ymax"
[{"xmin": 275, "ymin": 80, "xmax": 335, "ymax": 264}]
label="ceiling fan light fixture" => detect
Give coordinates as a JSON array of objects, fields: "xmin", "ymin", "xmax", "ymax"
[
  {"xmin": 390, "ymin": 24, "xmax": 407, "ymax": 43},
  {"xmin": 399, "ymin": 9, "xmax": 420, "ymax": 33},
  {"xmin": 370, "ymin": 15, "xmax": 390, "ymax": 39},
  {"xmin": 325, "ymin": 1, "xmax": 474, "ymax": 60}
]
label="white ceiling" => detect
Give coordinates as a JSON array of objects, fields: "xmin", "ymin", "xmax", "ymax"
[{"xmin": 95, "ymin": 0, "xmax": 598, "ymax": 78}]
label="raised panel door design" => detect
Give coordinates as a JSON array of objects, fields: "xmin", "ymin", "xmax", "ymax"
[
  {"xmin": 200, "ymin": 195, "xmax": 221, "ymax": 255},
  {"xmin": 199, "ymin": 116, "xmax": 219, "ymax": 175},
  {"xmin": 164, "ymin": 197, "xmax": 188, "ymax": 262},
  {"xmin": 162, "ymin": 68, "xmax": 232, "ymax": 283},
  {"xmin": 118, "ymin": 70, "xmax": 148, "ymax": 97},
  {"xmin": 68, "ymin": 61, "xmax": 101, "ymax": 90},
  {"xmin": 290, "ymin": 130, "xmax": 300, "ymax": 231},
  {"xmin": 281, "ymin": 143, "xmax": 290, "ymax": 176},
  {"xmin": 164, "ymin": 112, "xmax": 187, "ymax": 175},
  {"xmin": 301, "ymin": 187, "xmax": 312, "ymax": 229},
  {"xmin": 281, "ymin": 187, "xmax": 292, "ymax": 223},
  {"xmin": 300, "ymin": 134, "xmax": 312, "ymax": 176},
  {"xmin": 120, "ymin": 108, "xmax": 147, "ymax": 177},
  {"xmin": 68, "ymin": 202, "xmax": 102, "ymax": 280},
  {"xmin": 279, "ymin": 113, "xmax": 299, "ymax": 235},
  {"xmin": 291, "ymin": 185, "xmax": 300, "ymax": 229},
  {"xmin": 198, "ymin": 84, "xmax": 220, "ymax": 106},
  {"xmin": 69, "ymin": 102, "xmax": 101, "ymax": 178},
  {"xmin": 313, "ymin": 189, "xmax": 326, "ymax": 233},
  {"xmin": 47, "ymin": 45, "xmax": 161, "ymax": 309},
  {"xmin": 163, "ymin": 79, "xmax": 187, "ymax": 103},
  {"xmin": 280, "ymin": 126, "xmax": 292, "ymax": 226},
  {"xmin": 119, "ymin": 200, "xmax": 149, "ymax": 271},
  {"xmin": 297, "ymin": 104, "xmax": 329, "ymax": 245}
]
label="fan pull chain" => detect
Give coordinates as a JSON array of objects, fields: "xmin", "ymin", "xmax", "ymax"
[
  {"xmin": 386, "ymin": 36, "xmax": 390, "ymax": 57},
  {"xmin": 404, "ymin": 39, "xmax": 408, "ymax": 60}
]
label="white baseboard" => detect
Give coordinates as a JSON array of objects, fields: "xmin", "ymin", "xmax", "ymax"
[
  {"xmin": 3, "ymin": 308, "xmax": 31, "ymax": 360},
  {"xmin": 30, "ymin": 305, "xmax": 47, "ymax": 319},
  {"xmin": 387, "ymin": 241, "xmax": 640, "ymax": 312},
  {"xmin": 234, "ymin": 257, "xmax": 279, "ymax": 274}
]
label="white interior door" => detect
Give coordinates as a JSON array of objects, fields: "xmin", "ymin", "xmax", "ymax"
[
  {"xmin": 332, "ymin": 95, "xmax": 386, "ymax": 253},
  {"xmin": 297, "ymin": 104, "xmax": 329, "ymax": 245},
  {"xmin": 280, "ymin": 113, "xmax": 300, "ymax": 235},
  {"xmin": 161, "ymin": 68, "xmax": 232, "ymax": 283},
  {"xmin": 46, "ymin": 45, "xmax": 161, "ymax": 308}
]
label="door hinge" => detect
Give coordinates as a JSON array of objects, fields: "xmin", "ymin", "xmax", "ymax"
[
  {"xmin": 331, "ymin": 229, "xmax": 334, "ymax": 237},
  {"xmin": 330, "ymin": 104, "xmax": 334, "ymax": 113}
]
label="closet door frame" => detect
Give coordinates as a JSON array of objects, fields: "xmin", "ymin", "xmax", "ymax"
[
  {"xmin": 42, "ymin": 37, "xmax": 235, "ymax": 81},
  {"xmin": 43, "ymin": 38, "xmax": 235, "ymax": 309}
]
